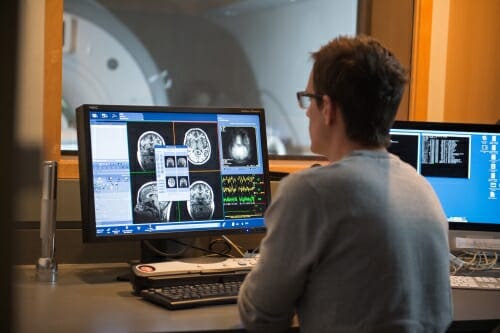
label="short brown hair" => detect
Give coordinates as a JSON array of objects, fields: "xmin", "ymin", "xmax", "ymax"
[{"xmin": 311, "ymin": 35, "xmax": 407, "ymax": 147}]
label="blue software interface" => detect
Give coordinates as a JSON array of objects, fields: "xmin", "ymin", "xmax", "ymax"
[
  {"xmin": 86, "ymin": 108, "xmax": 268, "ymax": 238},
  {"xmin": 389, "ymin": 124, "xmax": 499, "ymax": 226}
]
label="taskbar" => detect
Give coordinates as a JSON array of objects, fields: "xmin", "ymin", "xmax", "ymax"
[{"xmin": 95, "ymin": 218, "xmax": 265, "ymax": 236}]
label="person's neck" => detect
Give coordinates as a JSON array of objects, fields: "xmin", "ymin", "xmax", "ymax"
[{"xmin": 326, "ymin": 140, "xmax": 385, "ymax": 163}]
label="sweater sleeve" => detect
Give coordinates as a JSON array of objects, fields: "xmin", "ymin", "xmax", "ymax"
[{"xmin": 238, "ymin": 173, "xmax": 323, "ymax": 332}]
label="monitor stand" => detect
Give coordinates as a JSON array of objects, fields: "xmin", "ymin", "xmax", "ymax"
[{"xmin": 139, "ymin": 239, "xmax": 187, "ymax": 263}]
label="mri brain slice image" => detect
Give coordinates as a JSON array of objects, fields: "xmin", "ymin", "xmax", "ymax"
[
  {"xmin": 178, "ymin": 176, "xmax": 188, "ymax": 188},
  {"xmin": 167, "ymin": 177, "xmax": 176, "ymax": 188},
  {"xmin": 134, "ymin": 181, "xmax": 171, "ymax": 221},
  {"xmin": 183, "ymin": 128, "xmax": 211, "ymax": 165},
  {"xmin": 222, "ymin": 127, "xmax": 257, "ymax": 166},
  {"xmin": 230, "ymin": 129, "xmax": 251, "ymax": 162},
  {"xmin": 188, "ymin": 180, "xmax": 214, "ymax": 220},
  {"xmin": 137, "ymin": 131, "xmax": 165, "ymax": 171},
  {"xmin": 176, "ymin": 156, "xmax": 187, "ymax": 168}
]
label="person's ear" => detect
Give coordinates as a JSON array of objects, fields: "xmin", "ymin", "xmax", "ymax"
[{"xmin": 321, "ymin": 95, "xmax": 337, "ymax": 125}]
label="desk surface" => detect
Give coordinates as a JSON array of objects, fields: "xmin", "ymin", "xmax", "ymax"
[{"xmin": 13, "ymin": 264, "xmax": 500, "ymax": 333}]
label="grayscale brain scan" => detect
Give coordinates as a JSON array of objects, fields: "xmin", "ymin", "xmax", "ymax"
[
  {"xmin": 177, "ymin": 156, "xmax": 187, "ymax": 168},
  {"xmin": 179, "ymin": 177, "xmax": 188, "ymax": 188},
  {"xmin": 229, "ymin": 128, "xmax": 252, "ymax": 163},
  {"xmin": 134, "ymin": 181, "xmax": 171, "ymax": 221},
  {"xmin": 137, "ymin": 131, "xmax": 165, "ymax": 171},
  {"xmin": 165, "ymin": 157, "xmax": 175, "ymax": 167},
  {"xmin": 183, "ymin": 128, "xmax": 211, "ymax": 165},
  {"xmin": 187, "ymin": 180, "xmax": 214, "ymax": 220},
  {"xmin": 166, "ymin": 177, "xmax": 176, "ymax": 188}
]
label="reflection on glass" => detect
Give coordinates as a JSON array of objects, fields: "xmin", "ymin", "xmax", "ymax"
[{"xmin": 62, "ymin": 0, "xmax": 357, "ymax": 156}]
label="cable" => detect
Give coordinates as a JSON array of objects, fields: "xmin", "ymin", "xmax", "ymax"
[
  {"xmin": 168, "ymin": 238, "xmax": 234, "ymax": 258},
  {"xmin": 143, "ymin": 239, "xmax": 188, "ymax": 259},
  {"xmin": 208, "ymin": 238, "xmax": 232, "ymax": 255},
  {"xmin": 221, "ymin": 235, "xmax": 246, "ymax": 257},
  {"xmin": 450, "ymin": 250, "xmax": 499, "ymax": 275}
]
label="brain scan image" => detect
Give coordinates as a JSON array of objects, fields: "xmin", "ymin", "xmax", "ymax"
[
  {"xmin": 229, "ymin": 129, "xmax": 252, "ymax": 163},
  {"xmin": 222, "ymin": 127, "xmax": 257, "ymax": 166},
  {"xmin": 178, "ymin": 176, "xmax": 188, "ymax": 188},
  {"xmin": 187, "ymin": 180, "xmax": 214, "ymax": 220},
  {"xmin": 183, "ymin": 128, "xmax": 211, "ymax": 165},
  {"xmin": 137, "ymin": 131, "xmax": 165, "ymax": 171},
  {"xmin": 134, "ymin": 181, "xmax": 171, "ymax": 221},
  {"xmin": 176, "ymin": 156, "xmax": 187, "ymax": 168},
  {"xmin": 166, "ymin": 177, "xmax": 176, "ymax": 188},
  {"xmin": 165, "ymin": 157, "xmax": 175, "ymax": 167}
]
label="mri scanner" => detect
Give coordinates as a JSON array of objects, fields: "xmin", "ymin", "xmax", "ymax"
[
  {"xmin": 62, "ymin": 0, "xmax": 168, "ymax": 151},
  {"xmin": 62, "ymin": 0, "xmax": 313, "ymax": 155}
]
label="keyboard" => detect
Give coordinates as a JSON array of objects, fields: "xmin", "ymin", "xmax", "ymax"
[
  {"xmin": 140, "ymin": 279, "xmax": 244, "ymax": 310},
  {"xmin": 130, "ymin": 257, "xmax": 258, "ymax": 309},
  {"xmin": 450, "ymin": 275, "xmax": 500, "ymax": 290}
]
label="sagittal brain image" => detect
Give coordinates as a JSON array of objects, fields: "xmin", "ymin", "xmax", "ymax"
[
  {"xmin": 136, "ymin": 131, "xmax": 165, "ymax": 171},
  {"xmin": 134, "ymin": 181, "xmax": 171, "ymax": 221},
  {"xmin": 183, "ymin": 128, "xmax": 211, "ymax": 165},
  {"xmin": 221, "ymin": 127, "xmax": 258, "ymax": 166},
  {"xmin": 187, "ymin": 180, "xmax": 214, "ymax": 220}
]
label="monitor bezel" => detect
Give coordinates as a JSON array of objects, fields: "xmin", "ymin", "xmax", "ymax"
[
  {"xmin": 77, "ymin": 104, "xmax": 270, "ymax": 242},
  {"xmin": 391, "ymin": 120, "xmax": 500, "ymax": 232}
]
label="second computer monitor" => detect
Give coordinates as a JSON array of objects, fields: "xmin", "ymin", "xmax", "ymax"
[{"xmin": 389, "ymin": 121, "xmax": 500, "ymax": 231}]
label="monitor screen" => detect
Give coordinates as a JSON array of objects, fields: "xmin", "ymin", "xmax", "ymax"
[
  {"xmin": 389, "ymin": 121, "xmax": 500, "ymax": 231},
  {"xmin": 76, "ymin": 104, "xmax": 270, "ymax": 242}
]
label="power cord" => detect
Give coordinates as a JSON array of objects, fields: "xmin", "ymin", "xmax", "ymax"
[
  {"xmin": 450, "ymin": 250, "xmax": 499, "ymax": 275},
  {"xmin": 169, "ymin": 238, "xmax": 234, "ymax": 258},
  {"xmin": 144, "ymin": 236, "xmax": 258, "ymax": 260},
  {"xmin": 208, "ymin": 238, "xmax": 232, "ymax": 256},
  {"xmin": 221, "ymin": 235, "xmax": 246, "ymax": 257}
]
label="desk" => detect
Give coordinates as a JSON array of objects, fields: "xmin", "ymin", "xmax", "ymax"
[{"xmin": 13, "ymin": 264, "xmax": 500, "ymax": 333}]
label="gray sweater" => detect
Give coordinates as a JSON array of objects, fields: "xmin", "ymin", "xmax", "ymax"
[{"xmin": 238, "ymin": 150, "xmax": 453, "ymax": 333}]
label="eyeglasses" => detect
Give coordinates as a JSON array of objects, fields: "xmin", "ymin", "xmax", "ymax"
[{"xmin": 296, "ymin": 91, "xmax": 323, "ymax": 109}]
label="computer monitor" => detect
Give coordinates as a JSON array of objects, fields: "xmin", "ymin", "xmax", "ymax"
[
  {"xmin": 388, "ymin": 121, "xmax": 500, "ymax": 237},
  {"xmin": 76, "ymin": 104, "xmax": 270, "ymax": 252}
]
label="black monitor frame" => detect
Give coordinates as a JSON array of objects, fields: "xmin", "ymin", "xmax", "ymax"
[
  {"xmin": 390, "ymin": 120, "xmax": 500, "ymax": 233},
  {"xmin": 76, "ymin": 104, "xmax": 270, "ymax": 243}
]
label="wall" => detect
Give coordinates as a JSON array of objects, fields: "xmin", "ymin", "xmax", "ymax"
[
  {"xmin": 2, "ymin": 0, "xmax": 19, "ymax": 330},
  {"xmin": 14, "ymin": 0, "xmax": 45, "ymax": 223},
  {"xmin": 416, "ymin": 0, "xmax": 500, "ymax": 124},
  {"xmin": 16, "ymin": 0, "xmax": 44, "ymax": 147},
  {"xmin": 368, "ymin": 0, "xmax": 414, "ymax": 121},
  {"xmin": 443, "ymin": 0, "xmax": 500, "ymax": 124}
]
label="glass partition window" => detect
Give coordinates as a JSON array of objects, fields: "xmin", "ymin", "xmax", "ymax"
[{"xmin": 62, "ymin": 0, "xmax": 358, "ymax": 156}]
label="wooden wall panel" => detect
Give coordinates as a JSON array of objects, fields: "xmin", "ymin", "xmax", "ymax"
[
  {"xmin": 43, "ymin": 0, "xmax": 63, "ymax": 161},
  {"xmin": 444, "ymin": 0, "xmax": 500, "ymax": 124},
  {"xmin": 369, "ymin": 0, "xmax": 414, "ymax": 120},
  {"xmin": 409, "ymin": 0, "xmax": 433, "ymax": 121}
]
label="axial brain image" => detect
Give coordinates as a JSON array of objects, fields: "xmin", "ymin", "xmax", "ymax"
[
  {"xmin": 187, "ymin": 180, "xmax": 214, "ymax": 220},
  {"xmin": 183, "ymin": 128, "xmax": 211, "ymax": 165},
  {"xmin": 137, "ymin": 131, "xmax": 165, "ymax": 171}
]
